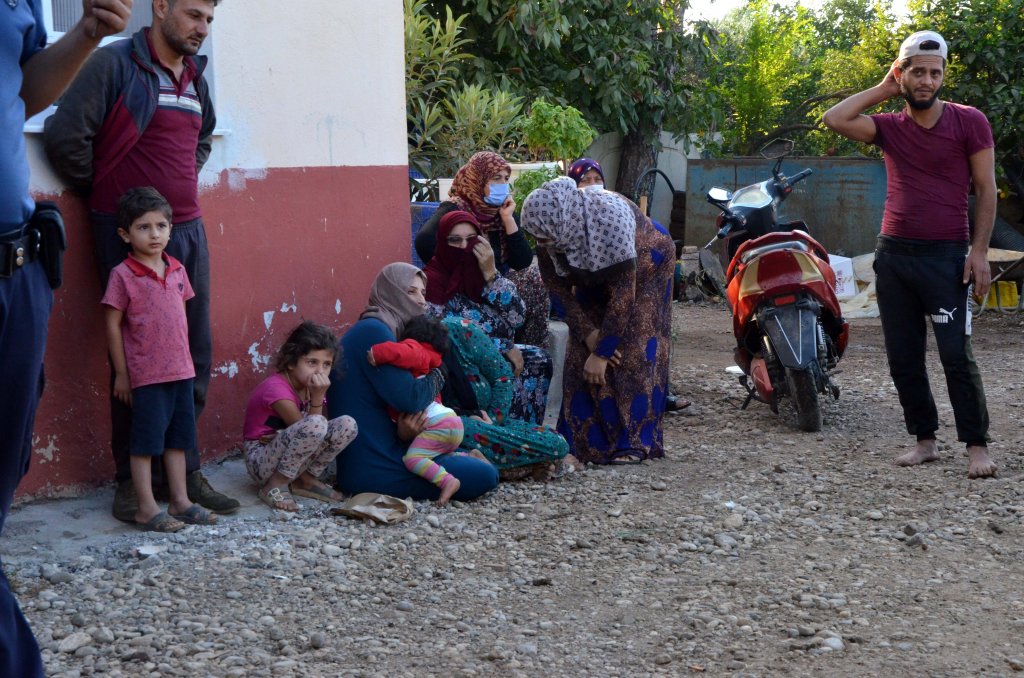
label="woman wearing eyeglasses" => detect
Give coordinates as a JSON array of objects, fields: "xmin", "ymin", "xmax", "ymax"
[
  {"xmin": 414, "ymin": 151, "xmax": 550, "ymax": 348},
  {"xmin": 423, "ymin": 210, "xmax": 552, "ymax": 427}
]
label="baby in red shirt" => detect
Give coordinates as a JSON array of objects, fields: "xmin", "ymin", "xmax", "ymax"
[{"xmin": 368, "ymin": 315, "xmax": 466, "ymax": 506}]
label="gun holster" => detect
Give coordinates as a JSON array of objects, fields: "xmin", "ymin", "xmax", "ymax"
[{"xmin": 29, "ymin": 201, "xmax": 67, "ymax": 290}]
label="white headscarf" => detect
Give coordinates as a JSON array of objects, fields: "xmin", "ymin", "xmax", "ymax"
[{"xmin": 520, "ymin": 177, "xmax": 637, "ymax": 281}]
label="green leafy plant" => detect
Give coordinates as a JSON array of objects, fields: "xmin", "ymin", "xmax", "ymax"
[
  {"xmin": 434, "ymin": 85, "xmax": 526, "ymax": 177},
  {"xmin": 512, "ymin": 166, "xmax": 562, "ymax": 203},
  {"xmin": 434, "ymin": 0, "xmax": 716, "ymax": 199},
  {"xmin": 520, "ymin": 100, "xmax": 597, "ymax": 167},
  {"xmin": 405, "ymin": 0, "xmax": 471, "ymax": 199},
  {"xmin": 405, "ymin": 0, "xmax": 529, "ymax": 199}
]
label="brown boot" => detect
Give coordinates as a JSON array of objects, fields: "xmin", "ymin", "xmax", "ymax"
[
  {"xmin": 111, "ymin": 478, "xmax": 138, "ymax": 523},
  {"xmin": 186, "ymin": 471, "xmax": 240, "ymax": 514}
]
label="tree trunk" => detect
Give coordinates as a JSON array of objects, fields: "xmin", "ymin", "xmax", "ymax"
[{"xmin": 615, "ymin": 128, "xmax": 660, "ymax": 211}]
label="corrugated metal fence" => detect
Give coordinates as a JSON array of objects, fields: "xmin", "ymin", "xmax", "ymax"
[{"xmin": 685, "ymin": 157, "xmax": 887, "ymax": 256}]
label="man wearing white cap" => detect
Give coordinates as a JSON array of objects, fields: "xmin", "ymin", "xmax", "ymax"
[{"xmin": 823, "ymin": 30, "xmax": 998, "ymax": 479}]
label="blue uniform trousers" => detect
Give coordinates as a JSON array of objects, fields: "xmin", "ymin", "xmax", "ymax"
[{"xmin": 0, "ymin": 255, "xmax": 48, "ymax": 677}]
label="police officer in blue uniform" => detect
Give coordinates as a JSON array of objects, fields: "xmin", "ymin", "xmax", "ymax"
[{"xmin": 1, "ymin": 0, "xmax": 131, "ymax": 672}]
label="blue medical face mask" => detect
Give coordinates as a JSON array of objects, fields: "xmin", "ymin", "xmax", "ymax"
[{"xmin": 484, "ymin": 182, "xmax": 510, "ymax": 207}]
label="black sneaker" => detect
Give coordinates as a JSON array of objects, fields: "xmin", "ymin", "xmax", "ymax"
[
  {"xmin": 186, "ymin": 471, "xmax": 241, "ymax": 514},
  {"xmin": 111, "ymin": 479, "xmax": 138, "ymax": 523}
]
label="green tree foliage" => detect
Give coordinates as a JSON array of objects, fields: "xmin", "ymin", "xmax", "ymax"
[
  {"xmin": 427, "ymin": 0, "xmax": 717, "ymax": 196},
  {"xmin": 702, "ymin": 0, "xmax": 902, "ymax": 157},
  {"xmin": 711, "ymin": 0, "xmax": 818, "ymax": 155},
  {"xmin": 812, "ymin": 0, "xmax": 877, "ymax": 50},
  {"xmin": 405, "ymin": 0, "xmax": 527, "ymax": 197},
  {"xmin": 519, "ymin": 100, "xmax": 597, "ymax": 167},
  {"xmin": 813, "ymin": 1, "xmax": 902, "ymax": 155},
  {"xmin": 436, "ymin": 85, "xmax": 524, "ymax": 176},
  {"xmin": 910, "ymin": 0, "xmax": 1024, "ymax": 197},
  {"xmin": 405, "ymin": 0, "xmax": 472, "ymax": 193}
]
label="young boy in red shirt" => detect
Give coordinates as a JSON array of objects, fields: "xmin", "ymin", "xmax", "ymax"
[{"xmin": 101, "ymin": 187, "xmax": 218, "ymax": 531}]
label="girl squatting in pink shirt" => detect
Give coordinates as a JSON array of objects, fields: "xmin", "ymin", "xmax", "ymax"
[{"xmin": 243, "ymin": 321, "xmax": 358, "ymax": 511}]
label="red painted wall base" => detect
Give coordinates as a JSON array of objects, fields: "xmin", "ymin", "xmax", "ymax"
[{"xmin": 19, "ymin": 164, "xmax": 410, "ymax": 497}]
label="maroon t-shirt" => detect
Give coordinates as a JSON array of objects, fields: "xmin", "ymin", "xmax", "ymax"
[
  {"xmin": 871, "ymin": 102, "xmax": 993, "ymax": 241},
  {"xmin": 91, "ymin": 31, "xmax": 203, "ymax": 221}
]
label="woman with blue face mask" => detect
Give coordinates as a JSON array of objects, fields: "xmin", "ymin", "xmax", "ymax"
[{"xmin": 414, "ymin": 151, "xmax": 551, "ymax": 348}]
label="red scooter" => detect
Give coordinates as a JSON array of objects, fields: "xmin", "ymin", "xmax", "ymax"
[{"xmin": 705, "ymin": 140, "xmax": 849, "ymax": 431}]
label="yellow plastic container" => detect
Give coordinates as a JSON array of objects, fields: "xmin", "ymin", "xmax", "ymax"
[{"xmin": 985, "ymin": 280, "xmax": 1020, "ymax": 308}]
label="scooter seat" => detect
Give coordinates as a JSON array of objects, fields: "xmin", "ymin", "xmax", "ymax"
[{"xmin": 739, "ymin": 239, "xmax": 809, "ymax": 264}]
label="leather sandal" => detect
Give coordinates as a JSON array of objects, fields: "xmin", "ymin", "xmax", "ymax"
[{"xmin": 258, "ymin": 486, "xmax": 299, "ymax": 512}]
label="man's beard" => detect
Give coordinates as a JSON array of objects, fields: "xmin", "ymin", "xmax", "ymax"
[
  {"xmin": 901, "ymin": 81, "xmax": 941, "ymax": 110},
  {"xmin": 162, "ymin": 23, "xmax": 203, "ymax": 57}
]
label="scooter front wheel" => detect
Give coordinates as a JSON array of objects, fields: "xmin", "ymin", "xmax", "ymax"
[{"xmin": 785, "ymin": 366, "xmax": 822, "ymax": 432}]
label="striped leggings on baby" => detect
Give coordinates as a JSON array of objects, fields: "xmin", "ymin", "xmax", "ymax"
[{"xmin": 403, "ymin": 403, "xmax": 464, "ymax": 489}]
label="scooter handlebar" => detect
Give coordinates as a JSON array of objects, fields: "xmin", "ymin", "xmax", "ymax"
[
  {"xmin": 705, "ymin": 212, "xmax": 747, "ymax": 248},
  {"xmin": 786, "ymin": 168, "xmax": 813, "ymax": 188}
]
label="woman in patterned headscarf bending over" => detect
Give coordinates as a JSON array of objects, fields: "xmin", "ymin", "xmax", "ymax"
[{"xmin": 520, "ymin": 178, "xmax": 675, "ymax": 465}]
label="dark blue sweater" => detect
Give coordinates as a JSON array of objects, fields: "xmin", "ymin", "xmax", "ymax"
[{"xmin": 327, "ymin": 318, "xmax": 498, "ymax": 500}]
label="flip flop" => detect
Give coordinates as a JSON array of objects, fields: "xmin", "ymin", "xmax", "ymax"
[
  {"xmin": 259, "ymin": 486, "xmax": 299, "ymax": 512},
  {"xmin": 665, "ymin": 396, "xmax": 692, "ymax": 413},
  {"xmin": 605, "ymin": 451, "xmax": 645, "ymax": 466},
  {"xmin": 170, "ymin": 504, "xmax": 218, "ymax": 525},
  {"xmin": 289, "ymin": 483, "xmax": 343, "ymax": 503},
  {"xmin": 138, "ymin": 511, "xmax": 184, "ymax": 533}
]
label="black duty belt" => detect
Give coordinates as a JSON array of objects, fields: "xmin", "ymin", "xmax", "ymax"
[{"xmin": 0, "ymin": 228, "xmax": 39, "ymax": 278}]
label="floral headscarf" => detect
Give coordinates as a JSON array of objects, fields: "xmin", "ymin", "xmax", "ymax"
[
  {"xmin": 567, "ymin": 158, "xmax": 605, "ymax": 186},
  {"xmin": 448, "ymin": 151, "xmax": 511, "ymax": 229},
  {"xmin": 424, "ymin": 210, "xmax": 487, "ymax": 305},
  {"xmin": 360, "ymin": 263, "xmax": 427, "ymax": 336},
  {"xmin": 520, "ymin": 177, "xmax": 637, "ymax": 283}
]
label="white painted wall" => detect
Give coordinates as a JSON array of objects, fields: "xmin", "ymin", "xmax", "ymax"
[{"xmin": 27, "ymin": 0, "xmax": 407, "ymax": 193}]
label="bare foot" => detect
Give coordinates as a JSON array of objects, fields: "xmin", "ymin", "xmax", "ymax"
[
  {"xmin": 967, "ymin": 445, "xmax": 997, "ymax": 479},
  {"xmin": 437, "ymin": 477, "xmax": 461, "ymax": 506},
  {"xmin": 531, "ymin": 463, "xmax": 557, "ymax": 481},
  {"xmin": 894, "ymin": 440, "xmax": 940, "ymax": 467},
  {"xmin": 562, "ymin": 454, "xmax": 584, "ymax": 472},
  {"xmin": 467, "ymin": 448, "xmax": 489, "ymax": 463}
]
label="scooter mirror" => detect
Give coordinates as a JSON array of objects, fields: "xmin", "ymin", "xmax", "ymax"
[
  {"xmin": 760, "ymin": 138, "xmax": 794, "ymax": 160},
  {"xmin": 707, "ymin": 187, "xmax": 731, "ymax": 203}
]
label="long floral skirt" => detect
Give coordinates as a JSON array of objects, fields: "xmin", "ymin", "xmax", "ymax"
[{"xmin": 461, "ymin": 416, "xmax": 567, "ymax": 469}]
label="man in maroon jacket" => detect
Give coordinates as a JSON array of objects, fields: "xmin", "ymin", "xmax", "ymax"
[{"xmin": 43, "ymin": 0, "xmax": 240, "ymax": 517}]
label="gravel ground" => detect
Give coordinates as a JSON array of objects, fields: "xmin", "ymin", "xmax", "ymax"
[{"xmin": 5, "ymin": 302, "xmax": 1024, "ymax": 677}]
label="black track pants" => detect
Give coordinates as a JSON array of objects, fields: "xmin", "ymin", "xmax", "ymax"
[{"xmin": 874, "ymin": 236, "xmax": 989, "ymax": 446}]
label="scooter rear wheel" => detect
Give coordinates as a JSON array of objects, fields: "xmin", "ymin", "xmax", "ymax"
[{"xmin": 786, "ymin": 367, "xmax": 822, "ymax": 432}]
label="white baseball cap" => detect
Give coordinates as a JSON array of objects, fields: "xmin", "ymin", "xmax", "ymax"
[{"xmin": 898, "ymin": 31, "xmax": 948, "ymax": 61}]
